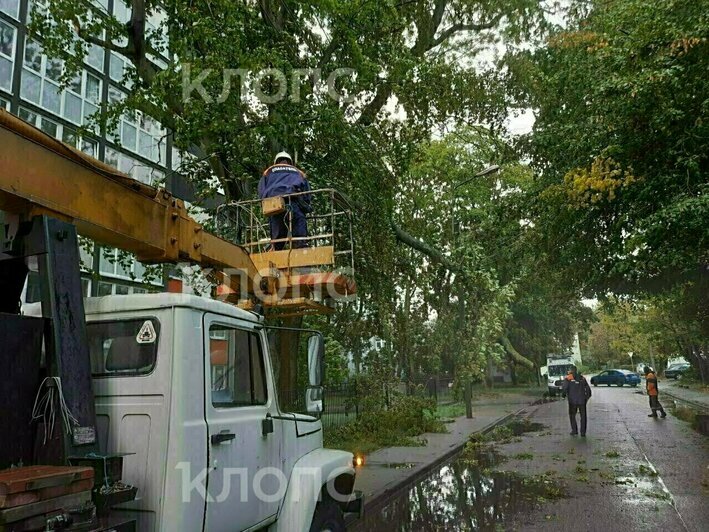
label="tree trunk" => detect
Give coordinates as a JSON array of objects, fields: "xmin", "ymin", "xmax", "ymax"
[{"xmin": 464, "ymin": 381, "xmax": 473, "ymax": 419}]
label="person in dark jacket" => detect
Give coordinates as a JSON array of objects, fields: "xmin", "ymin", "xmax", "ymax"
[
  {"xmin": 258, "ymin": 152, "xmax": 312, "ymax": 250},
  {"xmin": 561, "ymin": 366, "xmax": 592, "ymax": 436},
  {"xmin": 644, "ymin": 366, "xmax": 667, "ymax": 418}
]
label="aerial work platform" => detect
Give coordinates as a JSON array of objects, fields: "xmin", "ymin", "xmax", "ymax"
[{"xmin": 216, "ymin": 189, "xmax": 356, "ymax": 317}]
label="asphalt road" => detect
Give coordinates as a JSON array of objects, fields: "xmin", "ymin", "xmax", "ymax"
[{"xmin": 497, "ymin": 384, "xmax": 709, "ymax": 531}]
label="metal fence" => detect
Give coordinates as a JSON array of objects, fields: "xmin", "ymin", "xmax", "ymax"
[{"xmin": 278, "ymin": 376, "xmax": 456, "ymax": 431}]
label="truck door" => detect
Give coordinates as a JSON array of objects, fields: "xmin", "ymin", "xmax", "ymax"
[{"xmin": 203, "ymin": 314, "xmax": 281, "ymax": 531}]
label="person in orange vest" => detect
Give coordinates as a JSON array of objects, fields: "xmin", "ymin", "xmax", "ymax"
[
  {"xmin": 643, "ymin": 366, "xmax": 667, "ymax": 418},
  {"xmin": 561, "ymin": 366, "xmax": 592, "ymax": 436}
]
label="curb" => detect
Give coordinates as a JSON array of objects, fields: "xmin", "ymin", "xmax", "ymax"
[
  {"xmin": 662, "ymin": 389, "xmax": 709, "ymax": 413},
  {"xmin": 346, "ymin": 403, "xmax": 534, "ymax": 527}
]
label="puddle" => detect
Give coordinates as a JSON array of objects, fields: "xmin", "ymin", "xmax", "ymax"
[
  {"xmin": 506, "ymin": 418, "xmax": 546, "ymax": 436},
  {"xmin": 354, "ymin": 427, "xmax": 564, "ymax": 531},
  {"xmin": 669, "ymin": 401, "xmax": 709, "ymax": 436}
]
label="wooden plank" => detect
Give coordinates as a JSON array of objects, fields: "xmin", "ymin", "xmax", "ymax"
[
  {"xmin": 0, "ymin": 466, "xmax": 94, "ymax": 496},
  {"xmin": 0, "ymin": 491, "xmax": 91, "ymax": 524},
  {"xmin": 251, "ymin": 246, "xmax": 335, "ymax": 271}
]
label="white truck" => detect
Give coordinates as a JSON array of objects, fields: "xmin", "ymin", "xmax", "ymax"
[
  {"xmin": 82, "ymin": 293, "xmax": 361, "ymax": 531},
  {"xmin": 545, "ymin": 355, "xmax": 576, "ymax": 397}
]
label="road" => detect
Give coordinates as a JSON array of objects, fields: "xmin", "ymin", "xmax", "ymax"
[{"xmin": 499, "ymin": 383, "xmax": 709, "ymax": 531}]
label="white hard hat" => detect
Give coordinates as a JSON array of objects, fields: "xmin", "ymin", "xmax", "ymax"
[{"xmin": 274, "ymin": 151, "xmax": 292, "ymax": 164}]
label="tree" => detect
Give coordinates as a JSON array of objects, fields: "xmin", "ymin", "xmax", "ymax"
[{"xmin": 512, "ymin": 0, "xmax": 708, "ymax": 376}]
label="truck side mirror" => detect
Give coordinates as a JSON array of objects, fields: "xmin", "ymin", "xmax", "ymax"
[{"xmin": 306, "ymin": 334, "xmax": 324, "ymax": 415}]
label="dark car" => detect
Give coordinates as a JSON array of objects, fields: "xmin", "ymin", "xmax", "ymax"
[
  {"xmin": 590, "ymin": 369, "xmax": 641, "ymax": 387},
  {"xmin": 664, "ymin": 363, "xmax": 690, "ymax": 379}
]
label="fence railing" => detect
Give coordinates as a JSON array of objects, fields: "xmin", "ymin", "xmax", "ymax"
[{"xmin": 278, "ymin": 377, "xmax": 456, "ymax": 430}]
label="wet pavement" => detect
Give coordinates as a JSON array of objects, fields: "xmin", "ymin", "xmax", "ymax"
[{"xmin": 351, "ymin": 385, "xmax": 709, "ymax": 531}]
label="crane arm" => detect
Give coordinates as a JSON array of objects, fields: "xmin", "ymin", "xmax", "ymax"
[{"xmin": 0, "ymin": 109, "xmax": 258, "ymax": 296}]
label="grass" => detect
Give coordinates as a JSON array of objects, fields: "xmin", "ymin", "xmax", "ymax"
[
  {"xmin": 605, "ymin": 450, "xmax": 620, "ymax": 458},
  {"xmin": 436, "ymin": 402, "xmax": 466, "ymax": 418},
  {"xmin": 513, "ymin": 452, "xmax": 534, "ymax": 460}
]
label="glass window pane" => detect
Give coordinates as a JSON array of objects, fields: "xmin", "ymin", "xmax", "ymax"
[
  {"xmin": 62, "ymin": 126, "xmax": 78, "ymax": 148},
  {"xmin": 0, "ymin": 19, "xmax": 15, "ymax": 58},
  {"xmin": 210, "ymin": 326, "xmax": 267, "ymax": 407},
  {"xmin": 108, "ymin": 86, "xmax": 123, "ymax": 104},
  {"xmin": 0, "ymin": 96, "xmax": 8, "ymax": 109},
  {"xmin": 64, "ymin": 92, "xmax": 82, "ymax": 124},
  {"xmin": 83, "ymin": 101, "xmax": 98, "ymax": 125},
  {"xmin": 138, "ymin": 130, "xmax": 155, "ymax": 160},
  {"xmin": 18, "ymin": 107, "xmax": 38, "ymax": 125},
  {"xmin": 86, "ymin": 43, "xmax": 104, "ymax": 71},
  {"xmin": 40, "ymin": 117, "xmax": 58, "ymax": 137},
  {"xmin": 81, "ymin": 138, "xmax": 97, "ymax": 157},
  {"xmin": 105, "ymin": 147, "xmax": 120, "ymax": 169},
  {"xmin": 0, "ymin": 56, "xmax": 12, "ymax": 91},
  {"xmin": 20, "ymin": 69, "xmax": 41, "ymax": 104},
  {"xmin": 99, "ymin": 249, "xmax": 116, "ymax": 274},
  {"xmin": 85, "ymin": 73, "xmax": 100, "ymax": 102},
  {"xmin": 68, "ymin": 73, "xmax": 82, "ymax": 95},
  {"xmin": 0, "ymin": 0, "xmax": 20, "ymax": 19},
  {"xmin": 45, "ymin": 57, "xmax": 62, "ymax": 83},
  {"xmin": 112, "ymin": 0, "xmax": 131, "ymax": 23},
  {"xmin": 109, "ymin": 53, "xmax": 124, "ymax": 81},
  {"xmin": 121, "ymin": 122, "xmax": 136, "ymax": 150},
  {"xmin": 23, "ymin": 39, "xmax": 42, "ymax": 72},
  {"xmin": 87, "ymin": 318, "xmax": 159, "ymax": 376},
  {"xmin": 41, "ymin": 80, "xmax": 61, "ymax": 114},
  {"xmin": 97, "ymin": 282, "xmax": 114, "ymax": 296},
  {"xmin": 115, "ymin": 284, "xmax": 130, "ymax": 295}
]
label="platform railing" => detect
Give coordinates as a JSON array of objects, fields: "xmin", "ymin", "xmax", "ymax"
[{"xmin": 216, "ymin": 188, "xmax": 355, "ymax": 274}]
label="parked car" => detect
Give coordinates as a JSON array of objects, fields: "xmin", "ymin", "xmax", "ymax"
[
  {"xmin": 590, "ymin": 369, "xmax": 641, "ymax": 387},
  {"xmin": 665, "ymin": 363, "xmax": 691, "ymax": 379}
]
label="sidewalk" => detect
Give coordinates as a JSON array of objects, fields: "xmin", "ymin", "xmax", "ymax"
[
  {"xmin": 662, "ymin": 380, "xmax": 709, "ymax": 411},
  {"xmin": 349, "ymin": 391, "xmax": 538, "ymax": 521}
]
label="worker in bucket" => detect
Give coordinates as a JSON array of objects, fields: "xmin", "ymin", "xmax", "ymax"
[
  {"xmin": 643, "ymin": 366, "xmax": 667, "ymax": 418},
  {"xmin": 258, "ymin": 151, "xmax": 312, "ymax": 250},
  {"xmin": 561, "ymin": 366, "xmax": 592, "ymax": 436}
]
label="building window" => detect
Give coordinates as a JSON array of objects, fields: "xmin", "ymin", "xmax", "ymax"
[
  {"xmin": 105, "ymin": 146, "xmax": 164, "ymax": 185},
  {"xmin": 98, "ymin": 247, "xmax": 160, "ymax": 285},
  {"xmin": 0, "ymin": 18, "xmax": 16, "ymax": 92},
  {"xmin": 21, "ymin": 39, "xmax": 102, "ymax": 128},
  {"xmin": 18, "ymin": 106, "xmax": 98, "ymax": 157},
  {"xmin": 0, "ymin": 0, "xmax": 20, "ymax": 20},
  {"xmin": 0, "ymin": 95, "xmax": 8, "ymax": 109}
]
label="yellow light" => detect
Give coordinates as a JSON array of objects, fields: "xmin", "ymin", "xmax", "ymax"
[{"xmin": 354, "ymin": 454, "xmax": 365, "ymax": 468}]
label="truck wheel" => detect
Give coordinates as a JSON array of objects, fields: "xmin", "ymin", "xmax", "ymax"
[{"xmin": 309, "ymin": 498, "xmax": 345, "ymax": 532}]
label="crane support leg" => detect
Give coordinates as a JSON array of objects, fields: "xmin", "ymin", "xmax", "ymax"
[{"xmin": 6, "ymin": 216, "xmax": 99, "ymax": 463}]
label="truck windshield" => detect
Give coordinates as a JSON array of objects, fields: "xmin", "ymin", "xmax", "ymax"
[
  {"xmin": 87, "ymin": 318, "xmax": 160, "ymax": 376},
  {"xmin": 549, "ymin": 364, "xmax": 574, "ymax": 377}
]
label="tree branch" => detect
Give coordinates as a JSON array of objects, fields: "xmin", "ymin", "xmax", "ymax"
[
  {"xmin": 499, "ymin": 335, "xmax": 535, "ymax": 369},
  {"xmin": 432, "ymin": 14, "xmax": 503, "ymax": 47},
  {"xmin": 391, "ymin": 220, "xmax": 459, "ymax": 273}
]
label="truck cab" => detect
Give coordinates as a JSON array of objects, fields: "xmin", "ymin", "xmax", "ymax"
[
  {"xmin": 84, "ymin": 293, "xmax": 359, "ymax": 531},
  {"xmin": 546, "ymin": 358, "xmax": 575, "ymax": 397}
]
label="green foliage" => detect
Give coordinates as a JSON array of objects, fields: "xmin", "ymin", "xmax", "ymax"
[
  {"xmin": 324, "ymin": 392, "xmax": 444, "ymax": 455},
  {"xmin": 324, "ymin": 338, "xmax": 349, "ymax": 386}
]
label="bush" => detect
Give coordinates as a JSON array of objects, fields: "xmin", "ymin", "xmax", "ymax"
[{"xmin": 324, "ymin": 392, "xmax": 446, "ymax": 454}]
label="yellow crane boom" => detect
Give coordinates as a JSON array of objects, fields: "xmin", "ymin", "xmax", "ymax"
[{"xmin": 0, "ymin": 109, "xmax": 360, "ymax": 310}]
